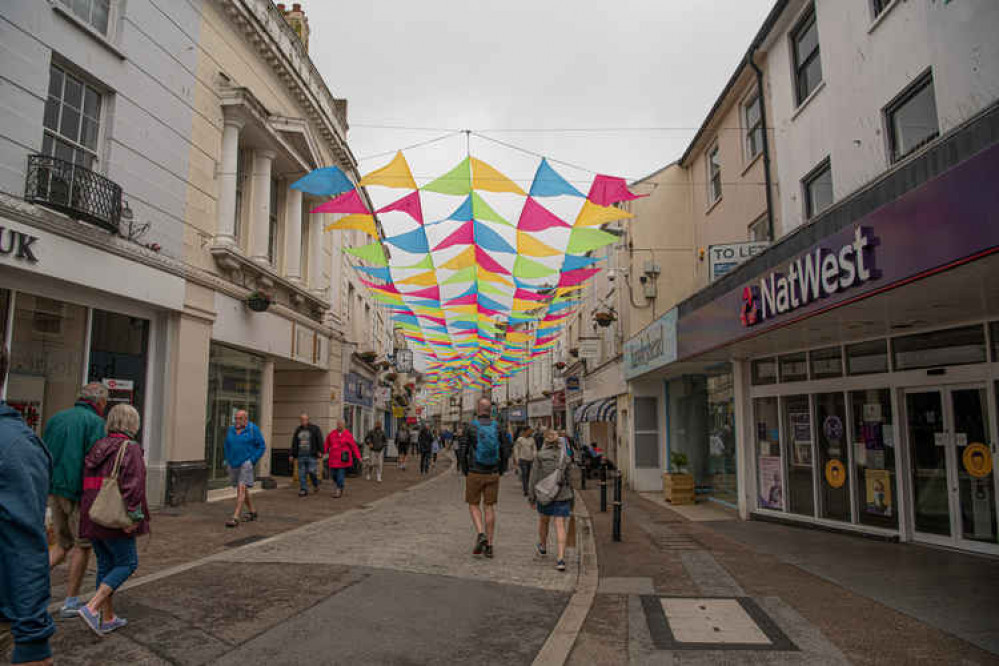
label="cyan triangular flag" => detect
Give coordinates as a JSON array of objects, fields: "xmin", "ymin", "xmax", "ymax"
[
  {"xmin": 529, "ymin": 158, "xmax": 583, "ymax": 198},
  {"xmin": 447, "ymin": 196, "xmax": 473, "ymax": 222},
  {"xmin": 292, "ymin": 167, "xmax": 354, "ymax": 196},
  {"xmin": 561, "ymin": 254, "xmax": 601, "ymax": 271},
  {"xmin": 385, "ymin": 227, "xmax": 429, "ymax": 254},
  {"xmin": 473, "ymin": 222, "xmax": 515, "ymax": 254}
]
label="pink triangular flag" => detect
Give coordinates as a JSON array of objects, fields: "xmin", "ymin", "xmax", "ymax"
[
  {"xmin": 476, "ymin": 247, "xmax": 511, "ymax": 275},
  {"xmin": 311, "ymin": 188, "xmax": 369, "ymax": 214},
  {"xmin": 377, "ymin": 190, "xmax": 424, "ymax": 224},
  {"xmin": 586, "ymin": 175, "xmax": 647, "ymax": 207},
  {"xmin": 405, "ymin": 286, "xmax": 440, "ymax": 300},
  {"xmin": 447, "ymin": 293, "xmax": 478, "ymax": 306},
  {"xmin": 558, "ymin": 267, "xmax": 600, "ymax": 287},
  {"xmin": 434, "ymin": 221, "xmax": 474, "ymax": 251},
  {"xmin": 513, "ymin": 288, "xmax": 548, "ymax": 301},
  {"xmin": 517, "ymin": 198, "xmax": 571, "ymax": 231}
]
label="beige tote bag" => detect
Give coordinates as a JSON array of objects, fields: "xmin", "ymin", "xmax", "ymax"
[{"xmin": 90, "ymin": 441, "xmax": 133, "ymax": 529}]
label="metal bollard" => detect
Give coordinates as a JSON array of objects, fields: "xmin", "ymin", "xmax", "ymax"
[
  {"xmin": 599, "ymin": 464, "xmax": 608, "ymax": 513},
  {"xmin": 612, "ymin": 471, "xmax": 623, "ymax": 542},
  {"xmin": 580, "ymin": 461, "xmax": 587, "ymax": 489}
]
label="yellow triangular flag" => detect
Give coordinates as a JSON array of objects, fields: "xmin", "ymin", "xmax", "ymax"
[
  {"xmin": 555, "ymin": 285, "xmax": 583, "ymax": 297},
  {"xmin": 439, "ymin": 246, "xmax": 476, "ymax": 270},
  {"xmin": 396, "ymin": 270, "xmax": 438, "ymax": 286},
  {"xmin": 574, "ymin": 200, "xmax": 633, "ymax": 227},
  {"xmin": 471, "ymin": 157, "xmax": 526, "ymax": 195},
  {"xmin": 325, "ymin": 214, "xmax": 378, "ymax": 239},
  {"xmin": 478, "ymin": 268, "xmax": 514, "ymax": 287},
  {"xmin": 517, "ymin": 231, "xmax": 560, "ymax": 257},
  {"xmin": 359, "ymin": 151, "xmax": 417, "ymax": 189}
]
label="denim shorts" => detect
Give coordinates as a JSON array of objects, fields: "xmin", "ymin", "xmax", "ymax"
[
  {"xmin": 537, "ymin": 499, "xmax": 572, "ymax": 517},
  {"xmin": 228, "ymin": 460, "xmax": 254, "ymax": 488}
]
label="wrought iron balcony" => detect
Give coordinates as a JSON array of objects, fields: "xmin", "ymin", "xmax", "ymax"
[{"xmin": 24, "ymin": 154, "xmax": 123, "ymax": 233}]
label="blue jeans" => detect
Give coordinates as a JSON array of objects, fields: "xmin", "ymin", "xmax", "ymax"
[
  {"xmin": 331, "ymin": 467, "xmax": 346, "ymax": 489},
  {"xmin": 298, "ymin": 456, "xmax": 319, "ymax": 492},
  {"xmin": 92, "ymin": 537, "xmax": 138, "ymax": 591}
]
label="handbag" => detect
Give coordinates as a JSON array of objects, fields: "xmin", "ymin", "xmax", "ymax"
[
  {"xmin": 534, "ymin": 445, "xmax": 567, "ymax": 504},
  {"xmin": 341, "ymin": 450, "xmax": 350, "ymax": 463},
  {"xmin": 90, "ymin": 440, "xmax": 133, "ymax": 530}
]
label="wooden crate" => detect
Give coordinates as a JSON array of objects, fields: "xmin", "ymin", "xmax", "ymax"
[{"xmin": 663, "ymin": 473, "xmax": 695, "ymax": 505}]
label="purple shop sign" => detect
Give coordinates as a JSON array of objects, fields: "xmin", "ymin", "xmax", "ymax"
[{"xmin": 678, "ymin": 143, "xmax": 999, "ymax": 360}]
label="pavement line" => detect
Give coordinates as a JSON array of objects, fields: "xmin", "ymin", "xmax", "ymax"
[
  {"xmin": 47, "ymin": 464, "xmax": 454, "ymax": 613},
  {"xmin": 531, "ymin": 495, "xmax": 599, "ymax": 666}
]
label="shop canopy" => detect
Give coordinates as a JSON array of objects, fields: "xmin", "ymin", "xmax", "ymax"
[
  {"xmin": 293, "ymin": 136, "xmax": 646, "ymax": 398},
  {"xmin": 574, "ymin": 397, "xmax": 618, "ymax": 423}
]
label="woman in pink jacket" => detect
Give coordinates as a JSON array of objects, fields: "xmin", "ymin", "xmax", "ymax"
[{"xmin": 324, "ymin": 419, "xmax": 361, "ymax": 498}]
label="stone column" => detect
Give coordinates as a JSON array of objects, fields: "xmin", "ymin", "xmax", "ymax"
[
  {"xmin": 258, "ymin": 357, "xmax": 275, "ymax": 478},
  {"xmin": 216, "ymin": 118, "xmax": 244, "ymax": 244},
  {"xmin": 250, "ymin": 149, "xmax": 276, "ymax": 264},
  {"xmin": 283, "ymin": 184, "xmax": 303, "ymax": 283},
  {"xmin": 308, "ymin": 212, "xmax": 326, "ymax": 292}
]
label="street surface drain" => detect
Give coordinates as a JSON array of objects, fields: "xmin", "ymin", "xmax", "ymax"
[
  {"xmin": 224, "ymin": 535, "xmax": 267, "ymax": 548},
  {"xmin": 641, "ymin": 596, "xmax": 797, "ymax": 651}
]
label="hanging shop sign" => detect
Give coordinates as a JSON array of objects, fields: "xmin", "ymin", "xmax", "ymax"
[
  {"xmin": 565, "ymin": 376, "xmax": 581, "ymax": 392},
  {"xmin": 578, "ymin": 337, "xmax": 600, "ymax": 360},
  {"xmin": 392, "ymin": 406, "xmax": 405, "ymax": 417},
  {"xmin": 552, "ymin": 390, "xmax": 566, "ymax": 409},
  {"xmin": 509, "ymin": 405, "xmax": 527, "ymax": 422},
  {"xmin": 345, "ymin": 372, "xmax": 373, "ymax": 407},
  {"xmin": 623, "ymin": 308, "xmax": 677, "ymax": 380},
  {"xmin": 741, "ymin": 228, "xmax": 875, "ymax": 327},
  {"xmin": 709, "ymin": 241, "xmax": 769, "ymax": 282},
  {"xmin": 528, "ymin": 399, "xmax": 553, "ymax": 418}
]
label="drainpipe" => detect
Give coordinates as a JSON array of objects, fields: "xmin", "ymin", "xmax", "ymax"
[{"xmin": 748, "ymin": 46, "xmax": 775, "ymax": 241}]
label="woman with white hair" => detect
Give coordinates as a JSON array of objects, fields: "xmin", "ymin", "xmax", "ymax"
[{"xmin": 76, "ymin": 403, "xmax": 149, "ymax": 636}]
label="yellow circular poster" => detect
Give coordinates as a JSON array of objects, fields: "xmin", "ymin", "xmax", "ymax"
[
  {"xmin": 825, "ymin": 459, "xmax": 846, "ymax": 488},
  {"xmin": 963, "ymin": 443, "xmax": 992, "ymax": 478}
]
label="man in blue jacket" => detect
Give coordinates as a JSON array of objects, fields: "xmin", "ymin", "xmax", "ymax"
[
  {"xmin": 223, "ymin": 409, "xmax": 266, "ymax": 528},
  {"xmin": 0, "ymin": 345, "xmax": 55, "ymax": 665}
]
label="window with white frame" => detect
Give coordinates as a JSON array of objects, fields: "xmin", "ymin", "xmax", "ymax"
[
  {"xmin": 791, "ymin": 5, "xmax": 822, "ymax": 105},
  {"xmin": 885, "ymin": 72, "xmax": 939, "ymax": 163},
  {"xmin": 748, "ymin": 214, "xmax": 769, "ymax": 241},
  {"xmin": 743, "ymin": 93, "xmax": 764, "ymax": 161},
  {"xmin": 802, "ymin": 158, "xmax": 833, "ymax": 219},
  {"xmin": 43, "ymin": 63, "xmax": 102, "ymax": 169},
  {"xmin": 707, "ymin": 144, "xmax": 722, "ymax": 204},
  {"xmin": 58, "ymin": 0, "xmax": 111, "ymax": 35}
]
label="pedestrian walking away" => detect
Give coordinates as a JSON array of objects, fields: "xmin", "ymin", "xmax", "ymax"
[
  {"xmin": 533, "ymin": 427, "xmax": 544, "ymax": 452},
  {"xmin": 77, "ymin": 404, "xmax": 150, "ymax": 636},
  {"xmin": 223, "ymin": 410, "xmax": 266, "ymax": 527},
  {"xmin": 364, "ymin": 421, "xmax": 388, "ymax": 482},
  {"xmin": 418, "ymin": 425, "xmax": 434, "ymax": 475},
  {"xmin": 396, "ymin": 425, "xmax": 411, "ymax": 470},
  {"xmin": 290, "ymin": 412, "xmax": 323, "ymax": 496},
  {"xmin": 44, "ymin": 380, "xmax": 107, "ymax": 619},
  {"xmin": 529, "ymin": 430, "xmax": 574, "ymax": 572},
  {"xmin": 431, "ymin": 429, "xmax": 441, "ymax": 469},
  {"xmin": 0, "ymin": 346, "xmax": 56, "ymax": 664},
  {"xmin": 458, "ymin": 397, "xmax": 512, "ymax": 559},
  {"xmin": 325, "ymin": 420, "xmax": 361, "ymax": 498},
  {"xmin": 513, "ymin": 427, "xmax": 536, "ymax": 497}
]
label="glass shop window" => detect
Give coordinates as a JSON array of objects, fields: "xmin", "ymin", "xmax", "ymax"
[{"xmin": 892, "ymin": 325, "xmax": 986, "ymax": 371}]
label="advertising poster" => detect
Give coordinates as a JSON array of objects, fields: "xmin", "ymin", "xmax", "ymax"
[
  {"xmin": 758, "ymin": 455, "xmax": 784, "ymax": 510},
  {"xmin": 864, "ymin": 469, "xmax": 892, "ymax": 516}
]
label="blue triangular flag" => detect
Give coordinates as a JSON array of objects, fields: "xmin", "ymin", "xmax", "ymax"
[
  {"xmin": 384, "ymin": 227, "xmax": 429, "ymax": 254},
  {"xmin": 529, "ymin": 158, "xmax": 584, "ymax": 198},
  {"xmin": 473, "ymin": 222, "xmax": 515, "ymax": 254},
  {"xmin": 292, "ymin": 167, "xmax": 353, "ymax": 196}
]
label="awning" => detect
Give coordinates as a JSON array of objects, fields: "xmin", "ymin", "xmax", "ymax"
[{"xmin": 573, "ymin": 397, "xmax": 617, "ymax": 423}]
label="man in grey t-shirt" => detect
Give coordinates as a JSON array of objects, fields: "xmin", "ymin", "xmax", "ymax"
[{"xmin": 289, "ymin": 412, "xmax": 323, "ymax": 496}]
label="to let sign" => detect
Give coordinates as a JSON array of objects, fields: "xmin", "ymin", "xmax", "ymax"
[{"xmin": 709, "ymin": 241, "xmax": 769, "ymax": 282}]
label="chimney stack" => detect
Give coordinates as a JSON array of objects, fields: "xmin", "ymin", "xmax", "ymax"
[{"xmin": 280, "ymin": 2, "xmax": 310, "ymax": 52}]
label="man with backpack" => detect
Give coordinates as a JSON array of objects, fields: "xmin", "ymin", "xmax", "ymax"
[
  {"xmin": 458, "ymin": 397, "xmax": 512, "ymax": 559},
  {"xmin": 364, "ymin": 422, "xmax": 388, "ymax": 482}
]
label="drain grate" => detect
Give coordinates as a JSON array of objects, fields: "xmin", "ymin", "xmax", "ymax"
[
  {"xmin": 641, "ymin": 595, "xmax": 797, "ymax": 652},
  {"xmin": 224, "ymin": 534, "xmax": 267, "ymax": 548}
]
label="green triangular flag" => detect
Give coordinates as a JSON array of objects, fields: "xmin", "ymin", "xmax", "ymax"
[
  {"xmin": 422, "ymin": 158, "xmax": 471, "ymax": 195},
  {"xmin": 442, "ymin": 266, "xmax": 477, "ymax": 284},
  {"xmin": 401, "ymin": 254, "xmax": 435, "ymax": 270},
  {"xmin": 478, "ymin": 280, "xmax": 507, "ymax": 297},
  {"xmin": 344, "ymin": 241, "xmax": 387, "ymax": 266},
  {"xmin": 513, "ymin": 256, "xmax": 556, "ymax": 278},
  {"xmin": 566, "ymin": 228, "xmax": 618, "ymax": 254},
  {"xmin": 471, "ymin": 192, "xmax": 511, "ymax": 226}
]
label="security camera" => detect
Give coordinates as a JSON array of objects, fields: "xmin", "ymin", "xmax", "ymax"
[
  {"xmin": 639, "ymin": 275, "xmax": 648, "ymax": 284},
  {"xmin": 607, "ymin": 269, "xmax": 617, "ymax": 282}
]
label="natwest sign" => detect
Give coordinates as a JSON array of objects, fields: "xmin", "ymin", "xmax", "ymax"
[{"xmin": 741, "ymin": 228, "xmax": 875, "ymax": 326}]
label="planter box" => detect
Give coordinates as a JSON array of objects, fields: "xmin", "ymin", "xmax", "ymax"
[{"xmin": 663, "ymin": 473, "xmax": 695, "ymax": 505}]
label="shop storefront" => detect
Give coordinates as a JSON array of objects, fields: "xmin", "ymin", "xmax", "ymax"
[
  {"xmin": 344, "ymin": 371, "xmax": 373, "ymax": 442},
  {"xmin": 203, "ymin": 343, "xmax": 264, "ymax": 487},
  {"xmin": 666, "ymin": 123, "xmax": 999, "ymax": 553},
  {"xmin": 528, "ymin": 397, "xmax": 553, "ymax": 431}
]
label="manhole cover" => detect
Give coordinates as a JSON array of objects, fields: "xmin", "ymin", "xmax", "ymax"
[
  {"xmin": 641, "ymin": 596, "xmax": 796, "ymax": 652},
  {"xmin": 224, "ymin": 535, "xmax": 267, "ymax": 548}
]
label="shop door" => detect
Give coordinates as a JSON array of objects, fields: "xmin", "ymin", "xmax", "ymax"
[{"xmin": 904, "ymin": 386, "xmax": 998, "ymax": 552}]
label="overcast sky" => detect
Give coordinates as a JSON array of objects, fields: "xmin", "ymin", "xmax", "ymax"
[{"xmin": 307, "ymin": 0, "xmax": 776, "ymax": 184}]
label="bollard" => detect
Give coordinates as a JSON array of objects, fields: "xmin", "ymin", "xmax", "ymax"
[
  {"xmin": 612, "ymin": 471, "xmax": 623, "ymax": 542},
  {"xmin": 599, "ymin": 464, "xmax": 608, "ymax": 513},
  {"xmin": 580, "ymin": 460, "xmax": 587, "ymax": 490}
]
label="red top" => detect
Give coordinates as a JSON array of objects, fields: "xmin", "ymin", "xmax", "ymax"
[{"xmin": 324, "ymin": 428, "xmax": 361, "ymax": 469}]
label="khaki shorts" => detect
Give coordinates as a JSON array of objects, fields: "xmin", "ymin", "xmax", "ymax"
[
  {"xmin": 49, "ymin": 495, "xmax": 90, "ymax": 550},
  {"xmin": 465, "ymin": 472, "xmax": 500, "ymax": 505}
]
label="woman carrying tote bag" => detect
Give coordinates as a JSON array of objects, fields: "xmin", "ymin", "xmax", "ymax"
[
  {"xmin": 77, "ymin": 404, "xmax": 150, "ymax": 636},
  {"xmin": 528, "ymin": 430, "xmax": 574, "ymax": 572}
]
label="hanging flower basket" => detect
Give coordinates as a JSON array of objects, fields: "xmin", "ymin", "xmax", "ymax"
[
  {"xmin": 569, "ymin": 347, "xmax": 580, "ymax": 358},
  {"xmin": 554, "ymin": 361, "xmax": 567, "ymax": 370},
  {"xmin": 246, "ymin": 290, "xmax": 272, "ymax": 312},
  {"xmin": 385, "ymin": 372, "xmax": 398, "ymax": 382},
  {"xmin": 358, "ymin": 350, "xmax": 377, "ymax": 363},
  {"xmin": 594, "ymin": 311, "xmax": 617, "ymax": 327}
]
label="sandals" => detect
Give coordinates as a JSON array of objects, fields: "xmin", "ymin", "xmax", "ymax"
[
  {"xmin": 241, "ymin": 512, "xmax": 258, "ymax": 522},
  {"xmin": 225, "ymin": 518, "xmax": 239, "ymax": 528}
]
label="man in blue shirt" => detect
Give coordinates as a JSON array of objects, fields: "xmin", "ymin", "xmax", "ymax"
[
  {"xmin": 223, "ymin": 410, "xmax": 266, "ymax": 528},
  {"xmin": 0, "ymin": 345, "xmax": 55, "ymax": 665}
]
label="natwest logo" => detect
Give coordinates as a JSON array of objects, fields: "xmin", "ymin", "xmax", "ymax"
[{"xmin": 740, "ymin": 227, "xmax": 875, "ymax": 327}]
